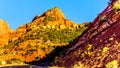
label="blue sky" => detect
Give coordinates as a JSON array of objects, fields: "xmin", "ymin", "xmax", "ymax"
[{"xmin": 0, "ymin": 0, "xmax": 109, "ymax": 30}]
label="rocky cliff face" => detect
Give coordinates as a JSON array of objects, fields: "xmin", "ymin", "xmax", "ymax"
[
  {"xmin": 0, "ymin": 7, "xmax": 89, "ymax": 65},
  {"xmin": 31, "ymin": 7, "xmax": 75, "ymax": 27},
  {"xmin": 9, "ymin": 7, "xmax": 80, "ymax": 42},
  {"xmin": 58, "ymin": 0, "xmax": 120, "ymax": 67},
  {"xmin": 0, "ymin": 19, "xmax": 13, "ymax": 45}
]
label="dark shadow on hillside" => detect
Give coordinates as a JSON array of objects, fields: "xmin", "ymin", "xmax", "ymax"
[{"xmin": 27, "ymin": 44, "xmax": 72, "ymax": 67}]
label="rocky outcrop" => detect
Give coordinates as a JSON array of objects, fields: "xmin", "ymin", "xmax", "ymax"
[
  {"xmin": 9, "ymin": 7, "xmax": 82, "ymax": 42},
  {"xmin": 32, "ymin": 7, "xmax": 66, "ymax": 22},
  {"xmin": 0, "ymin": 19, "xmax": 13, "ymax": 45},
  {"xmin": 31, "ymin": 7, "xmax": 79, "ymax": 28}
]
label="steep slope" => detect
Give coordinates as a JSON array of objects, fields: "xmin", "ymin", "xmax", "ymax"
[
  {"xmin": 31, "ymin": 7, "xmax": 78, "ymax": 28},
  {"xmin": 0, "ymin": 7, "xmax": 89, "ymax": 65},
  {"xmin": 57, "ymin": 0, "xmax": 120, "ymax": 67},
  {"xmin": 9, "ymin": 7, "xmax": 83, "ymax": 42},
  {"xmin": 0, "ymin": 19, "xmax": 13, "ymax": 45}
]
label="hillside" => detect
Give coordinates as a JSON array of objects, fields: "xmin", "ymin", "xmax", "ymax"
[
  {"xmin": 0, "ymin": 7, "xmax": 89, "ymax": 65},
  {"xmin": 56, "ymin": 0, "xmax": 120, "ymax": 68}
]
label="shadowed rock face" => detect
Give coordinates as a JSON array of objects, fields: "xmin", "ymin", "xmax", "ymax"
[{"xmin": 58, "ymin": 0, "xmax": 120, "ymax": 67}]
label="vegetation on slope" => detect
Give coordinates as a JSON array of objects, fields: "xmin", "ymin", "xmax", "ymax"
[
  {"xmin": 0, "ymin": 24, "xmax": 88, "ymax": 65},
  {"xmin": 55, "ymin": 0, "xmax": 120, "ymax": 67},
  {"xmin": 0, "ymin": 7, "xmax": 90, "ymax": 65}
]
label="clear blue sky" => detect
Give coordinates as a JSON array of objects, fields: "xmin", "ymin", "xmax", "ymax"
[{"xmin": 0, "ymin": 0, "xmax": 109, "ymax": 30}]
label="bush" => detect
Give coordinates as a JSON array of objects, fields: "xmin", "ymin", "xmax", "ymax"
[{"xmin": 44, "ymin": 16, "xmax": 56, "ymax": 21}]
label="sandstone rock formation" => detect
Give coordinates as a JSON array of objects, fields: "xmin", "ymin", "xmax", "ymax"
[
  {"xmin": 31, "ymin": 7, "xmax": 78, "ymax": 28},
  {"xmin": 9, "ymin": 7, "xmax": 81, "ymax": 42},
  {"xmin": 0, "ymin": 7, "xmax": 89, "ymax": 65},
  {"xmin": 0, "ymin": 19, "xmax": 13, "ymax": 45}
]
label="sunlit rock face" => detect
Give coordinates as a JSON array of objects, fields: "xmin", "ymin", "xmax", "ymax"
[
  {"xmin": 0, "ymin": 19, "xmax": 13, "ymax": 45},
  {"xmin": 31, "ymin": 7, "xmax": 76, "ymax": 27},
  {"xmin": 0, "ymin": 6, "xmax": 90, "ymax": 65}
]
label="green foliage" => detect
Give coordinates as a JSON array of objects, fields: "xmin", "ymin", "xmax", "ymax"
[
  {"xmin": 113, "ymin": 1, "xmax": 120, "ymax": 13},
  {"xmin": 100, "ymin": 15, "xmax": 107, "ymax": 22},
  {"xmin": 105, "ymin": 60, "xmax": 118, "ymax": 68},
  {"xmin": 23, "ymin": 26, "xmax": 87, "ymax": 44},
  {"xmin": 0, "ymin": 23, "xmax": 88, "ymax": 64},
  {"xmin": 44, "ymin": 16, "xmax": 56, "ymax": 21}
]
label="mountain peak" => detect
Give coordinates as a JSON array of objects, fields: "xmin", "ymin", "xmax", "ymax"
[
  {"xmin": 32, "ymin": 7, "xmax": 66, "ymax": 22},
  {"xmin": 0, "ymin": 19, "xmax": 13, "ymax": 45},
  {"xmin": 0, "ymin": 19, "xmax": 13, "ymax": 33},
  {"xmin": 44, "ymin": 7, "xmax": 66, "ymax": 19}
]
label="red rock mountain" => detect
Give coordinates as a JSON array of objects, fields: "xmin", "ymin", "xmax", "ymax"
[
  {"xmin": 0, "ymin": 7, "xmax": 90, "ymax": 65},
  {"xmin": 31, "ymin": 7, "xmax": 76, "ymax": 27},
  {"xmin": 9, "ymin": 7, "xmax": 80, "ymax": 42},
  {"xmin": 0, "ymin": 19, "xmax": 13, "ymax": 45},
  {"xmin": 58, "ymin": 0, "xmax": 120, "ymax": 67}
]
